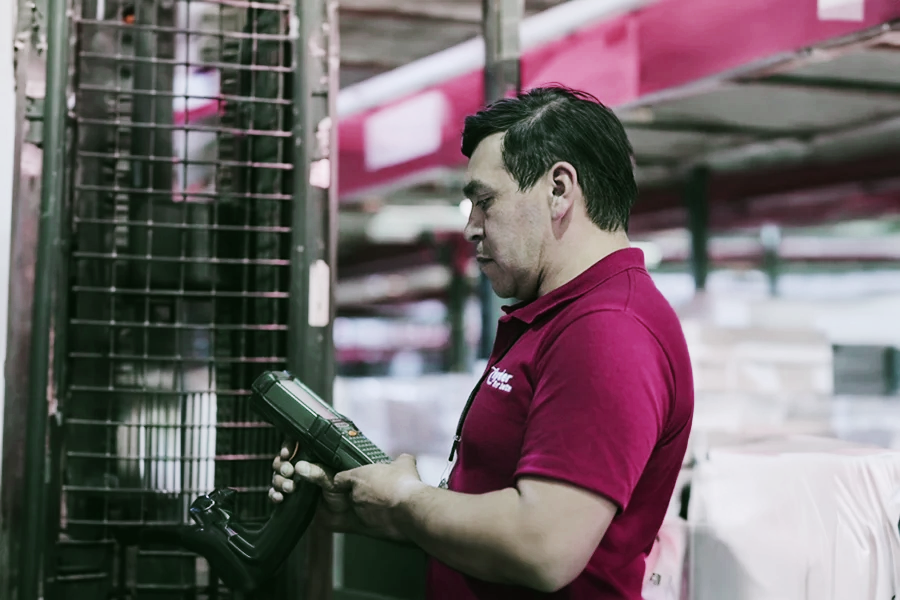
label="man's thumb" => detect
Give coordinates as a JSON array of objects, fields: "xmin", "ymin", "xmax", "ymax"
[{"xmin": 395, "ymin": 453, "xmax": 417, "ymax": 467}]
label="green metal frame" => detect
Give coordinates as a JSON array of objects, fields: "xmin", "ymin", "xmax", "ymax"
[
  {"xmin": 13, "ymin": 0, "xmax": 341, "ymax": 597},
  {"xmin": 286, "ymin": 1, "xmax": 340, "ymax": 596},
  {"xmin": 19, "ymin": 0, "xmax": 71, "ymax": 597}
]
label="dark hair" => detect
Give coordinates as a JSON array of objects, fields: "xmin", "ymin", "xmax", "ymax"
[{"xmin": 461, "ymin": 85, "xmax": 636, "ymax": 232}]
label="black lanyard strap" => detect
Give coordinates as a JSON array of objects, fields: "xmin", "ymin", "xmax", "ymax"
[{"xmin": 448, "ymin": 330, "xmax": 525, "ymax": 462}]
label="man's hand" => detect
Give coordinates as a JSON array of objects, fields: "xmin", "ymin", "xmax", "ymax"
[
  {"xmin": 331, "ymin": 454, "xmax": 427, "ymax": 540},
  {"xmin": 269, "ymin": 442, "xmax": 345, "ymax": 507},
  {"xmin": 269, "ymin": 444, "xmax": 616, "ymax": 591},
  {"xmin": 269, "ymin": 441, "xmax": 358, "ymax": 529},
  {"xmin": 267, "ymin": 442, "xmax": 416, "ymax": 543}
]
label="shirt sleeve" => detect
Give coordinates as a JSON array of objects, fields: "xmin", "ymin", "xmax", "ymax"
[{"xmin": 514, "ymin": 310, "xmax": 672, "ymax": 512}]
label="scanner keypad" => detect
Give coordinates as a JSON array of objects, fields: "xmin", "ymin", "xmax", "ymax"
[{"xmin": 349, "ymin": 435, "xmax": 391, "ymax": 463}]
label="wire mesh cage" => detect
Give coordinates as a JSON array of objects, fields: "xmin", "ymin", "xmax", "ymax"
[{"xmin": 55, "ymin": 0, "xmax": 303, "ymax": 596}]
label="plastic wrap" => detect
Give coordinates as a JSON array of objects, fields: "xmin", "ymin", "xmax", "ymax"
[
  {"xmin": 643, "ymin": 516, "xmax": 689, "ymax": 600},
  {"xmin": 688, "ymin": 435, "xmax": 900, "ymax": 600}
]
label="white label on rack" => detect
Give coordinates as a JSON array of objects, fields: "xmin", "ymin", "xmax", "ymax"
[
  {"xmin": 308, "ymin": 260, "xmax": 331, "ymax": 327},
  {"xmin": 309, "ymin": 158, "xmax": 331, "ymax": 189},
  {"xmin": 817, "ymin": 0, "xmax": 863, "ymax": 21}
]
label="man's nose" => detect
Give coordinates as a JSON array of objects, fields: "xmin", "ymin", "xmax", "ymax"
[{"xmin": 464, "ymin": 210, "xmax": 483, "ymax": 244}]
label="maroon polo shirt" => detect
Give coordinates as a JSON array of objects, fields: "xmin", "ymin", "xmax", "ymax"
[{"xmin": 426, "ymin": 247, "xmax": 694, "ymax": 599}]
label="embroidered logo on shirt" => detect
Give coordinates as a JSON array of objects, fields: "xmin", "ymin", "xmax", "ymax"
[{"xmin": 486, "ymin": 367, "xmax": 513, "ymax": 392}]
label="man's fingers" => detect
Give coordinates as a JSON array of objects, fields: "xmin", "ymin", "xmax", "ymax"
[
  {"xmin": 280, "ymin": 439, "xmax": 299, "ymax": 460},
  {"xmin": 278, "ymin": 460, "xmax": 295, "ymax": 478},
  {"xmin": 332, "ymin": 470, "xmax": 352, "ymax": 491},
  {"xmin": 293, "ymin": 461, "xmax": 340, "ymax": 490},
  {"xmin": 272, "ymin": 454, "xmax": 299, "ymax": 477},
  {"xmin": 270, "ymin": 441, "xmax": 301, "ymax": 504},
  {"xmin": 273, "ymin": 456, "xmax": 296, "ymax": 478},
  {"xmin": 273, "ymin": 474, "xmax": 295, "ymax": 494},
  {"xmin": 293, "ymin": 460, "xmax": 327, "ymax": 486}
]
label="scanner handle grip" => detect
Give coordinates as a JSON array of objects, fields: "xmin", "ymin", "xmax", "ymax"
[{"xmin": 178, "ymin": 449, "xmax": 321, "ymax": 592}]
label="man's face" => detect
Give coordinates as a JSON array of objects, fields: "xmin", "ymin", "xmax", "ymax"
[{"xmin": 463, "ymin": 133, "xmax": 547, "ymax": 301}]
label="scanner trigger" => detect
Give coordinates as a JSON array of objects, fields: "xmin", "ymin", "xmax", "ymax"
[
  {"xmin": 209, "ymin": 487, "xmax": 237, "ymax": 512},
  {"xmin": 189, "ymin": 488, "xmax": 237, "ymax": 528}
]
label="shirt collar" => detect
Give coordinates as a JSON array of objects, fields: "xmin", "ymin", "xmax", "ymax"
[{"xmin": 500, "ymin": 247, "xmax": 646, "ymax": 325}]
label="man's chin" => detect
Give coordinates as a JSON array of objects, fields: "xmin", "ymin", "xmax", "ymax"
[
  {"xmin": 488, "ymin": 281, "xmax": 516, "ymax": 300},
  {"xmin": 478, "ymin": 267, "xmax": 515, "ymax": 299}
]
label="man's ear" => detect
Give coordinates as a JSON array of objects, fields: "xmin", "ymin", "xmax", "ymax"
[{"xmin": 548, "ymin": 162, "xmax": 578, "ymax": 220}]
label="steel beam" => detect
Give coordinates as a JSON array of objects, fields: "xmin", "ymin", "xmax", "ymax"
[
  {"xmin": 444, "ymin": 237, "xmax": 471, "ymax": 372},
  {"xmin": 287, "ymin": 0, "xmax": 339, "ymax": 597},
  {"xmin": 613, "ymin": 21, "xmax": 900, "ymax": 116},
  {"xmin": 632, "ymin": 170, "xmax": 900, "ymax": 234},
  {"xmin": 340, "ymin": 0, "xmax": 483, "ymax": 24},
  {"xmin": 737, "ymin": 74, "xmax": 900, "ymax": 100},
  {"xmin": 338, "ymin": 244, "xmax": 442, "ymax": 279},
  {"xmin": 759, "ymin": 224, "xmax": 782, "ymax": 296},
  {"xmin": 483, "ymin": 0, "xmax": 523, "ymax": 103},
  {"xmin": 339, "ymin": 57, "xmax": 405, "ymax": 71},
  {"xmin": 478, "ymin": 0, "xmax": 522, "ymax": 360},
  {"xmin": 684, "ymin": 167, "xmax": 710, "ymax": 292},
  {"xmin": 621, "ymin": 119, "xmax": 795, "ymax": 138},
  {"xmin": 633, "ymin": 155, "xmax": 681, "ymax": 169}
]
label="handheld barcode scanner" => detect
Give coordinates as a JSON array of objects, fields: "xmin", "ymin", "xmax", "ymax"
[
  {"xmin": 250, "ymin": 371, "xmax": 393, "ymax": 471},
  {"xmin": 146, "ymin": 371, "xmax": 391, "ymax": 592}
]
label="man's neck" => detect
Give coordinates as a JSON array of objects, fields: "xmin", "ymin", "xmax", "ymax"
[{"xmin": 538, "ymin": 229, "xmax": 630, "ymax": 297}]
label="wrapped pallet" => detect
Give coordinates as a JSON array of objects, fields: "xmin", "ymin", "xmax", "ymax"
[{"xmin": 688, "ymin": 435, "xmax": 900, "ymax": 600}]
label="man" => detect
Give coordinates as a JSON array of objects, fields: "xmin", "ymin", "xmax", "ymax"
[{"xmin": 271, "ymin": 85, "xmax": 694, "ymax": 599}]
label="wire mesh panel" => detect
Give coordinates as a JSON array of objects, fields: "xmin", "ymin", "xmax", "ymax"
[{"xmin": 58, "ymin": 0, "xmax": 297, "ymax": 597}]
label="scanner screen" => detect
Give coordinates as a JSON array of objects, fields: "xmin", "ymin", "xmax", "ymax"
[{"xmin": 300, "ymin": 391, "xmax": 339, "ymax": 420}]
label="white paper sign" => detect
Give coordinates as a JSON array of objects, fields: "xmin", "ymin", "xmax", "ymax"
[
  {"xmin": 309, "ymin": 158, "xmax": 331, "ymax": 189},
  {"xmin": 308, "ymin": 260, "xmax": 331, "ymax": 327},
  {"xmin": 818, "ymin": 0, "xmax": 864, "ymax": 21}
]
